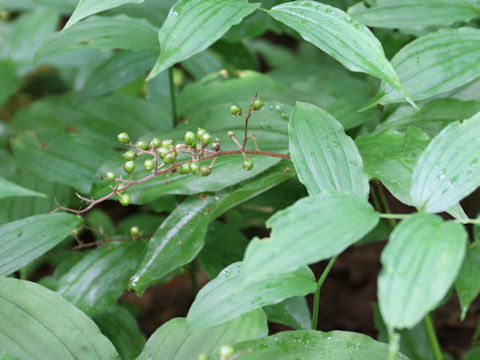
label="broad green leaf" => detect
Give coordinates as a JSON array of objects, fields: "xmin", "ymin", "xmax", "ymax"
[
  {"xmin": 2, "ymin": 0, "xmax": 76, "ymax": 13},
  {"xmin": 57, "ymin": 242, "xmax": 144, "ymax": 316},
  {"xmin": 0, "ymin": 176, "xmax": 46, "ymax": 200},
  {"xmin": 357, "ymin": 127, "xmax": 430, "ymax": 205},
  {"xmin": 129, "ymin": 162, "xmax": 295, "ymax": 294},
  {"xmin": 348, "ymin": 0, "xmax": 479, "ymax": 29},
  {"xmin": 0, "ymin": 213, "xmax": 81, "ymax": 276},
  {"xmin": 64, "ymin": 0, "xmax": 144, "ymax": 30},
  {"xmin": 263, "ymin": 296, "xmax": 312, "ymax": 330},
  {"xmin": 455, "ymin": 244, "xmax": 480, "ymax": 320},
  {"xmin": 269, "ymin": 1, "xmax": 411, "ymax": 104},
  {"xmin": 368, "ymin": 28, "xmax": 480, "ymax": 107},
  {"xmin": 230, "ymin": 330, "xmax": 408, "ymax": 359},
  {"xmin": 198, "ymin": 222, "xmax": 250, "ymax": 279},
  {"xmin": 411, "ymin": 112, "xmax": 480, "ymax": 213},
  {"xmin": 147, "ymin": 0, "xmax": 260, "ymax": 80},
  {"xmin": 181, "ymin": 49, "xmax": 223, "ymax": 80},
  {"xmin": 289, "ymin": 102, "xmax": 369, "ymax": 200},
  {"xmin": 137, "ymin": 310, "xmax": 267, "ymax": 360},
  {"xmin": 466, "ymin": 348, "xmax": 480, "ymax": 360},
  {"xmin": 186, "ymin": 262, "xmax": 316, "ymax": 331},
  {"xmin": 94, "ymin": 305, "xmax": 146, "ymax": 360},
  {"xmin": 0, "ymin": 60, "xmax": 19, "ymax": 107},
  {"xmin": 376, "ymin": 98, "xmax": 480, "ymax": 138},
  {"xmin": 0, "ymin": 277, "xmax": 119, "ymax": 359},
  {"xmin": 241, "ymin": 192, "xmax": 379, "ymax": 284},
  {"xmin": 107, "ymin": 0, "xmax": 176, "ymax": 27},
  {"xmin": 378, "ymin": 214, "xmax": 467, "ymax": 329},
  {"xmin": 35, "ymin": 16, "xmax": 158, "ymax": 62}
]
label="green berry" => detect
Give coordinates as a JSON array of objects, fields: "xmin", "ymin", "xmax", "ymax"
[
  {"xmin": 190, "ymin": 162, "xmax": 200, "ymax": 174},
  {"xmin": 123, "ymin": 150, "xmax": 137, "ymax": 161},
  {"xmin": 119, "ymin": 193, "xmax": 131, "ymax": 206},
  {"xmin": 157, "ymin": 147, "xmax": 168, "ymax": 159},
  {"xmin": 227, "ymin": 130, "xmax": 234, "ymax": 138},
  {"xmin": 130, "ymin": 226, "xmax": 140, "ymax": 236},
  {"xmin": 105, "ymin": 171, "xmax": 115, "ymax": 181},
  {"xmin": 117, "ymin": 132, "xmax": 130, "ymax": 144},
  {"xmin": 190, "ymin": 140, "xmax": 198, "ymax": 149},
  {"xmin": 163, "ymin": 152, "xmax": 177, "ymax": 164},
  {"xmin": 184, "ymin": 131, "xmax": 196, "ymax": 145},
  {"xmin": 150, "ymin": 137, "xmax": 161, "ymax": 148},
  {"xmin": 197, "ymin": 355, "xmax": 207, "ymax": 360},
  {"xmin": 196, "ymin": 128, "xmax": 207, "ymax": 140},
  {"xmin": 243, "ymin": 159, "xmax": 253, "ymax": 171},
  {"xmin": 178, "ymin": 162, "xmax": 191, "ymax": 174},
  {"xmin": 136, "ymin": 140, "xmax": 148, "ymax": 150},
  {"xmin": 253, "ymin": 98, "xmax": 263, "ymax": 110},
  {"xmin": 161, "ymin": 139, "xmax": 173, "ymax": 148},
  {"xmin": 123, "ymin": 160, "xmax": 135, "ymax": 174},
  {"xmin": 219, "ymin": 345, "xmax": 234, "ymax": 357},
  {"xmin": 199, "ymin": 165, "xmax": 211, "ymax": 177},
  {"xmin": 144, "ymin": 159, "xmax": 155, "ymax": 170},
  {"xmin": 230, "ymin": 104, "xmax": 242, "ymax": 116},
  {"xmin": 200, "ymin": 133, "xmax": 211, "ymax": 146}
]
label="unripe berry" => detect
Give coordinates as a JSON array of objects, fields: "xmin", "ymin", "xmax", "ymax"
[
  {"xmin": 178, "ymin": 162, "xmax": 191, "ymax": 174},
  {"xmin": 243, "ymin": 159, "xmax": 253, "ymax": 171},
  {"xmin": 184, "ymin": 131, "xmax": 196, "ymax": 145},
  {"xmin": 130, "ymin": 226, "xmax": 140, "ymax": 236},
  {"xmin": 158, "ymin": 147, "xmax": 168, "ymax": 159},
  {"xmin": 123, "ymin": 160, "xmax": 135, "ymax": 174},
  {"xmin": 227, "ymin": 130, "xmax": 234, "ymax": 138},
  {"xmin": 136, "ymin": 140, "xmax": 148, "ymax": 150},
  {"xmin": 144, "ymin": 159, "xmax": 155, "ymax": 170},
  {"xmin": 190, "ymin": 161, "xmax": 200, "ymax": 174},
  {"xmin": 253, "ymin": 98, "xmax": 263, "ymax": 110},
  {"xmin": 199, "ymin": 165, "xmax": 211, "ymax": 177},
  {"xmin": 123, "ymin": 150, "xmax": 137, "ymax": 161},
  {"xmin": 219, "ymin": 345, "xmax": 234, "ymax": 357},
  {"xmin": 150, "ymin": 137, "xmax": 161, "ymax": 148},
  {"xmin": 196, "ymin": 128, "xmax": 207, "ymax": 139},
  {"xmin": 200, "ymin": 133, "xmax": 211, "ymax": 146},
  {"xmin": 117, "ymin": 132, "xmax": 130, "ymax": 144},
  {"xmin": 197, "ymin": 355, "xmax": 207, "ymax": 360},
  {"xmin": 105, "ymin": 171, "xmax": 115, "ymax": 181},
  {"xmin": 163, "ymin": 152, "xmax": 177, "ymax": 164},
  {"xmin": 161, "ymin": 139, "xmax": 173, "ymax": 148},
  {"xmin": 230, "ymin": 104, "xmax": 242, "ymax": 116},
  {"xmin": 119, "ymin": 193, "xmax": 131, "ymax": 206}
]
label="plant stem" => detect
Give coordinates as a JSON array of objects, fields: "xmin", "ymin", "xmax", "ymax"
[
  {"xmin": 312, "ymin": 255, "xmax": 337, "ymax": 329},
  {"xmin": 168, "ymin": 67, "xmax": 177, "ymax": 125},
  {"xmin": 423, "ymin": 314, "xmax": 443, "ymax": 360},
  {"xmin": 379, "ymin": 213, "xmax": 411, "ymax": 220},
  {"xmin": 373, "ymin": 182, "xmax": 396, "ymax": 228}
]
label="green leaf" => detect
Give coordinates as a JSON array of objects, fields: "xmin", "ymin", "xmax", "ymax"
[
  {"xmin": 263, "ymin": 296, "xmax": 312, "ymax": 330},
  {"xmin": 230, "ymin": 330, "xmax": 408, "ymax": 359},
  {"xmin": 147, "ymin": 0, "xmax": 260, "ymax": 80},
  {"xmin": 0, "ymin": 213, "xmax": 81, "ymax": 276},
  {"xmin": 35, "ymin": 16, "xmax": 158, "ymax": 62},
  {"xmin": 411, "ymin": 111, "xmax": 480, "ymax": 213},
  {"xmin": 348, "ymin": 0, "xmax": 479, "ymax": 29},
  {"xmin": 378, "ymin": 214, "xmax": 467, "ymax": 329},
  {"xmin": 455, "ymin": 244, "xmax": 480, "ymax": 320},
  {"xmin": 198, "ymin": 222, "xmax": 250, "ymax": 279},
  {"xmin": 64, "ymin": 0, "xmax": 144, "ymax": 30},
  {"xmin": 2, "ymin": 0, "xmax": 76, "ymax": 13},
  {"xmin": 368, "ymin": 28, "xmax": 480, "ymax": 106},
  {"xmin": 129, "ymin": 162, "xmax": 295, "ymax": 294},
  {"xmin": 0, "ymin": 276, "xmax": 119, "ymax": 359},
  {"xmin": 289, "ymin": 102, "xmax": 369, "ymax": 200},
  {"xmin": 241, "ymin": 192, "xmax": 379, "ymax": 284},
  {"xmin": 56, "ymin": 242, "xmax": 144, "ymax": 316},
  {"xmin": 0, "ymin": 176, "xmax": 46, "ymax": 200},
  {"xmin": 93, "ymin": 305, "xmax": 146, "ymax": 360},
  {"xmin": 0, "ymin": 60, "xmax": 19, "ymax": 107},
  {"xmin": 357, "ymin": 127, "xmax": 430, "ymax": 205},
  {"xmin": 269, "ymin": 1, "xmax": 411, "ymax": 104},
  {"xmin": 465, "ymin": 348, "xmax": 480, "ymax": 360},
  {"xmin": 137, "ymin": 310, "xmax": 267, "ymax": 360},
  {"xmin": 186, "ymin": 262, "xmax": 316, "ymax": 331}
]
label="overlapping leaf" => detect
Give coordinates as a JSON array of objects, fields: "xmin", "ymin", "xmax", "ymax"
[
  {"xmin": 0, "ymin": 176, "xmax": 46, "ymax": 200},
  {"xmin": 263, "ymin": 296, "xmax": 312, "ymax": 330},
  {"xmin": 455, "ymin": 244, "xmax": 480, "ymax": 320}
]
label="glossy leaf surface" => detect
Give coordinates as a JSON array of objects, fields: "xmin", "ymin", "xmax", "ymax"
[
  {"xmin": 263, "ymin": 296, "xmax": 312, "ymax": 330},
  {"xmin": 0, "ymin": 176, "xmax": 46, "ymax": 200},
  {"xmin": 137, "ymin": 310, "xmax": 267, "ymax": 360},
  {"xmin": 186, "ymin": 262, "xmax": 316, "ymax": 331},
  {"xmin": 411, "ymin": 112, "xmax": 480, "ymax": 213},
  {"xmin": 269, "ymin": 1, "xmax": 409, "ymax": 101},
  {"xmin": 148, "ymin": 0, "xmax": 260, "ymax": 79},
  {"xmin": 0, "ymin": 277, "xmax": 119, "ymax": 359},
  {"xmin": 455, "ymin": 244, "xmax": 480, "ymax": 320},
  {"xmin": 241, "ymin": 192, "xmax": 379, "ymax": 284},
  {"xmin": 379, "ymin": 214, "xmax": 467, "ymax": 329},
  {"xmin": 289, "ymin": 102, "xmax": 369, "ymax": 200},
  {"xmin": 0, "ymin": 213, "xmax": 81, "ymax": 276}
]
